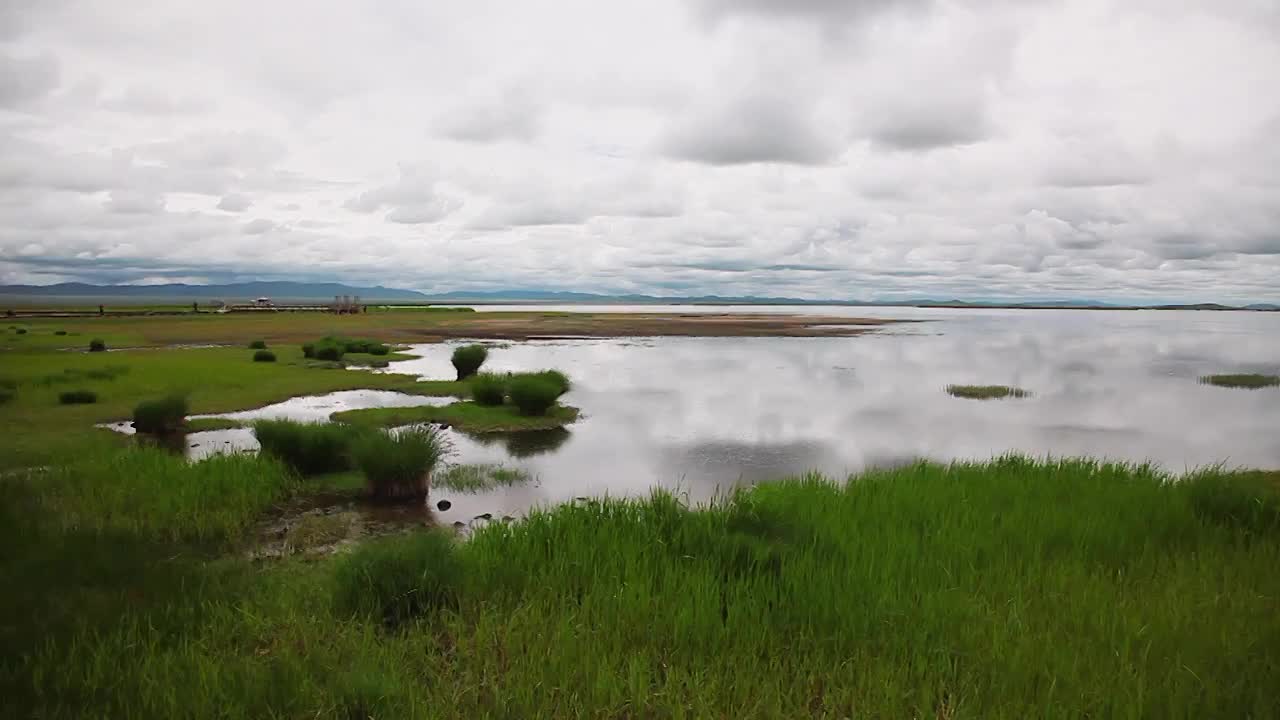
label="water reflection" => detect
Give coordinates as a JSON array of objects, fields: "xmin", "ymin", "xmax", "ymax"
[
  {"xmin": 96, "ymin": 307, "xmax": 1280, "ymax": 519},
  {"xmin": 391, "ymin": 308, "xmax": 1280, "ymax": 513}
]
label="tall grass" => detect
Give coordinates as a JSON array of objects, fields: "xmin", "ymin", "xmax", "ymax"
[
  {"xmin": 469, "ymin": 372, "xmax": 506, "ymax": 406},
  {"xmin": 11, "ymin": 457, "xmax": 1280, "ymax": 718},
  {"xmin": 253, "ymin": 419, "xmax": 358, "ymax": 475},
  {"xmin": 351, "ymin": 425, "xmax": 447, "ymax": 500},
  {"xmin": 133, "ymin": 394, "xmax": 188, "ymax": 434},
  {"xmin": 36, "ymin": 447, "xmax": 297, "ymax": 543},
  {"xmin": 451, "ymin": 344, "xmax": 488, "ymax": 380},
  {"xmin": 508, "ymin": 375, "xmax": 561, "ymax": 415},
  {"xmin": 333, "ymin": 530, "xmax": 461, "ymax": 625}
]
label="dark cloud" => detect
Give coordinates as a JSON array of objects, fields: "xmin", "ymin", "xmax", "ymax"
[
  {"xmin": 344, "ymin": 166, "xmax": 459, "ymax": 224},
  {"xmin": 0, "ymin": 52, "xmax": 59, "ymax": 107},
  {"xmin": 242, "ymin": 218, "xmax": 275, "ymax": 235},
  {"xmin": 105, "ymin": 190, "xmax": 165, "ymax": 214},
  {"xmin": 662, "ymin": 92, "xmax": 837, "ymax": 165},
  {"xmin": 0, "ymin": 0, "xmax": 1277, "ymax": 303},
  {"xmin": 435, "ymin": 90, "xmax": 540, "ymax": 143},
  {"xmin": 217, "ymin": 194, "xmax": 252, "ymax": 212},
  {"xmin": 866, "ymin": 108, "xmax": 990, "ymax": 151}
]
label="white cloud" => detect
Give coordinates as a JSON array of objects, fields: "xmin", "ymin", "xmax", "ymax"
[
  {"xmin": 0, "ymin": 0, "xmax": 1277, "ymax": 303},
  {"xmin": 217, "ymin": 193, "xmax": 252, "ymax": 212}
]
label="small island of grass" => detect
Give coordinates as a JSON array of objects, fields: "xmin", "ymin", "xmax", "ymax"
[
  {"xmin": 1199, "ymin": 373, "xmax": 1280, "ymax": 389},
  {"xmin": 946, "ymin": 384, "xmax": 1031, "ymax": 400},
  {"xmin": 332, "ymin": 401, "xmax": 580, "ymax": 433},
  {"xmin": 185, "ymin": 417, "xmax": 246, "ymax": 432}
]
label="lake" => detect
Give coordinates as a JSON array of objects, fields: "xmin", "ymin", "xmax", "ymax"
[{"xmin": 374, "ymin": 306, "xmax": 1280, "ymax": 519}]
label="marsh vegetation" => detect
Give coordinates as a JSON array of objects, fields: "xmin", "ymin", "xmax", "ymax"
[
  {"xmin": 946, "ymin": 384, "xmax": 1031, "ymax": 399},
  {"xmin": 1200, "ymin": 373, "xmax": 1280, "ymax": 389},
  {"xmin": 3, "ymin": 453, "xmax": 1279, "ymax": 717}
]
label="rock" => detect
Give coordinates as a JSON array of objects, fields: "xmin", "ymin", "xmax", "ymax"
[
  {"xmin": 439, "ymin": 424, "xmax": 451, "ymax": 430},
  {"xmin": 452, "ymin": 521, "xmax": 466, "ymax": 529},
  {"xmin": 502, "ymin": 515, "xmax": 515, "ymax": 522},
  {"xmin": 436, "ymin": 499, "xmax": 452, "ymax": 511},
  {"xmin": 474, "ymin": 512, "xmax": 492, "ymax": 521}
]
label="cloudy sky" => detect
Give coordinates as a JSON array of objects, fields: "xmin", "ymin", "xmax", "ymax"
[{"xmin": 2, "ymin": 0, "xmax": 1278, "ymax": 302}]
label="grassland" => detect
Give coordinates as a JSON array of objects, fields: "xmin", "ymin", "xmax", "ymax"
[
  {"xmin": 0, "ymin": 342, "xmax": 458, "ymax": 471},
  {"xmin": 1, "ymin": 308, "xmax": 898, "ymax": 349},
  {"xmin": 333, "ymin": 401, "xmax": 580, "ymax": 433},
  {"xmin": 2, "ymin": 452, "xmax": 1278, "ymax": 718}
]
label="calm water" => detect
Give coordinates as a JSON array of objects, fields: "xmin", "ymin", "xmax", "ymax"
[
  {"xmin": 379, "ymin": 307, "xmax": 1280, "ymax": 519},
  {"xmin": 107, "ymin": 307, "xmax": 1280, "ymax": 520}
]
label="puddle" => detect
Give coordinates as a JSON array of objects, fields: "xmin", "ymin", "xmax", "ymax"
[
  {"xmin": 192, "ymin": 389, "xmax": 449, "ymax": 424},
  {"xmin": 99, "ymin": 389, "xmax": 452, "ymax": 459},
  {"xmin": 251, "ymin": 494, "xmax": 441, "ymax": 559}
]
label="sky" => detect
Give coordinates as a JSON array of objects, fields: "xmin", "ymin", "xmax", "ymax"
[{"xmin": 1, "ymin": 0, "xmax": 1279, "ymax": 303}]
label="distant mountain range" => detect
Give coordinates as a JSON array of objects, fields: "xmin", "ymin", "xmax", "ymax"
[
  {"xmin": 0, "ymin": 282, "xmax": 429, "ymax": 300},
  {"xmin": 1, "ymin": 282, "xmax": 1277, "ymax": 311}
]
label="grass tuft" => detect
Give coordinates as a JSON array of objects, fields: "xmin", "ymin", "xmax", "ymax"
[
  {"xmin": 946, "ymin": 384, "xmax": 1031, "ymax": 400},
  {"xmin": 248, "ymin": 339, "xmax": 267, "ymax": 349},
  {"xmin": 252, "ymin": 349, "xmax": 277, "ymax": 363},
  {"xmin": 1199, "ymin": 373, "xmax": 1280, "ymax": 389},
  {"xmin": 88, "ymin": 338, "xmax": 106, "ymax": 352},
  {"xmin": 469, "ymin": 372, "xmax": 506, "ymax": 406},
  {"xmin": 58, "ymin": 389, "xmax": 98, "ymax": 405},
  {"xmin": 437, "ymin": 463, "xmax": 531, "ymax": 492},
  {"xmin": 451, "ymin": 344, "xmax": 488, "ymax": 380},
  {"xmin": 508, "ymin": 375, "xmax": 562, "ymax": 415},
  {"xmin": 352, "ymin": 425, "xmax": 448, "ymax": 500},
  {"xmin": 253, "ymin": 419, "xmax": 358, "ymax": 476},
  {"xmin": 133, "ymin": 394, "xmax": 188, "ymax": 435}
]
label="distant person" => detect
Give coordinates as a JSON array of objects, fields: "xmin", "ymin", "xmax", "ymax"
[
  {"xmin": 98, "ymin": 304, "xmax": 104, "ymax": 316},
  {"xmin": 193, "ymin": 301, "xmax": 198, "ymax": 312}
]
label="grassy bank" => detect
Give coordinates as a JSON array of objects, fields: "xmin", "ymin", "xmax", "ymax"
[
  {"xmin": 3, "ymin": 453, "xmax": 1278, "ymax": 718},
  {"xmin": 0, "ymin": 345, "xmax": 459, "ymax": 471},
  {"xmin": 333, "ymin": 401, "xmax": 580, "ymax": 433}
]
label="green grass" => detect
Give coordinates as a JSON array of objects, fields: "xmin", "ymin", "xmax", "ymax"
[
  {"xmin": 5, "ymin": 457, "xmax": 1280, "ymax": 717},
  {"xmin": 1200, "ymin": 373, "xmax": 1280, "ymax": 389},
  {"xmin": 469, "ymin": 372, "xmax": 507, "ymax": 406},
  {"xmin": 0, "ymin": 345, "xmax": 465, "ymax": 471},
  {"xmin": 185, "ymin": 417, "xmax": 246, "ymax": 432},
  {"xmin": 31, "ymin": 446, "xmax": 297, "ymax": 544},
  {"xmin": 451, "ymin": 344, "xmax": 488, "ymax": 380},
  {"xmin": 437, "ymin": 463, "xmax": 532, "ymax": 492},
  {"xmin": 333, "ymin": 401, "xmax": 580, "ymax": 433},
  {"xmin": 946, "ymin": 384, "xmax": 1031, "ymax": 399},
  {"xmin": 351, "ymin": 426, "xmax": 447, "ymax": 500},
  {"xmin": 133, "ymin": 394, "xmax": 188, "ymax": 434},
  {"xmin": 253, "ymin": 419, "xmax": 361, "ymax": 476},
  {"xmin": 508, "ymin": 374, "xmax": 564, "ymax": 415},
  {"xmin": 58, "ymin": 389, "xmax": 98, "ymax": 405}
]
